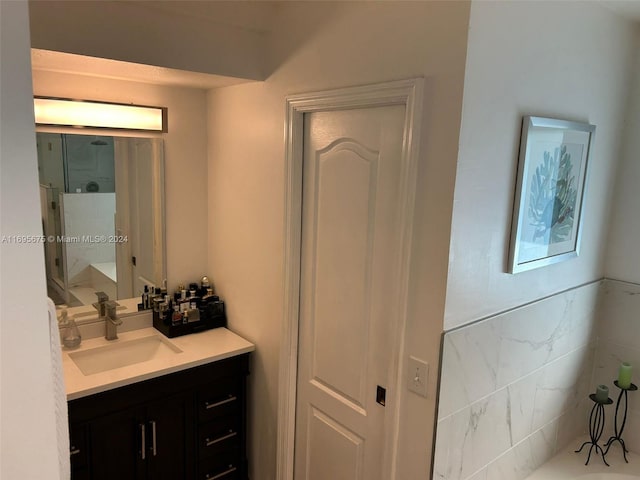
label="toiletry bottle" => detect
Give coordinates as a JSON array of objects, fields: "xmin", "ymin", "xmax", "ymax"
[
  {"xmin": 59, "ymin": 309, "xmax": 82, "ymax": 349},
  {"xmin": 200, "ymin": 276, "xmax": 210, "ymax": 297},
  {"xmin": 150, "ymin": 287, "xmax": 162, "ymax": 311},
  {"xmin": 172, "ymin": 304, "xmax": 182, "ymax": 326},
  {"xmin": 159, "ymin": 301, "xmax": 169, "ymax": 325},
  {"xmin": 180, "ymin": 289, "xmax": 191, "ymax": 312},
  {"xmin": 189, "ymin": 286, "xmax": 198, "ymax": 306},
  {"xmin": 153, "ymin": 297, "xmax": 163, "ymax": 313},
  {"xmin": 203, "ymin": 288, "xmax": 214, "ymax": 301},
  {"xmin": 147, "ymin": 287, "xmax": 155, "ymax": 309},
  {"xmin": 142, "ymin": 285, "xmax": 149, "ymax": 309}
]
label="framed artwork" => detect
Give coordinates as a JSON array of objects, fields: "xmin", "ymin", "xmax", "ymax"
[{"xmin": 508, "ymin": 116, "xmax": 595, "ymax": 274}]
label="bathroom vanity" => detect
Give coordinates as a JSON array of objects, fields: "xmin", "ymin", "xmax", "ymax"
[{"xmin": 62, "ymin": 327, "xmax": 254, "ymax": 480}]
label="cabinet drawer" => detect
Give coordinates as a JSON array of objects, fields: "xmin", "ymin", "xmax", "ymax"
[
  {"xmin": 199, "ymin": 417, "xmax": 240, "ymax": 459},
  {"xmin": 200, "ymin": 458, "xmax": 242, "ymax": 480},
  {"xmin": 197, "ymin": 379, "xmax": 241, "ymax": 422}
]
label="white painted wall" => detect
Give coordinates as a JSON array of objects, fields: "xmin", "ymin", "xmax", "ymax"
[
  {"xmin": 445, "ymin": 1, "xmax": 637, "ymax": 330},
  {"xmin": 32, "ymin": 70, "xmax": 209, "ymax": 293},
  {"xmin": 206, "ymin": 3, "xmax": 470, "ymax": 478},
  {"xmin": 606, "ymin": 29, "xmax": 640, "ymax": 284},
  {"xmin": 0, "ymin": 2, "xmax": 61, "ymax": 478}
]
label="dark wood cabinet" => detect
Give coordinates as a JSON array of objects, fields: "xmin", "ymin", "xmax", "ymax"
[
  {"xmin": 69, "ymin": 423, "xmax": 90, "ymax": 479},
  {"xmin": 68, "ymin": 354, "xmax": 249, "ymax": 480},
  {"xmin": 145, "ymin": 394, "xmax": 191, "ymax": 480},
  {"xmin": 88, "ymin": 404, "xmax": 145, "ymax": 479}
]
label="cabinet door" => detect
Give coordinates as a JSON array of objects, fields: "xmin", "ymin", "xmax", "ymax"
[
  {"xmin": 146, "ymin": 393, "xmax": 191, "ymax": 480},
  {"xmin": 89, "ymin": 406, "xmax": 146, "ymax": 480},
  {"xmin": 69, "ymin": 423, "xmax": 89, "ymax": 480}
]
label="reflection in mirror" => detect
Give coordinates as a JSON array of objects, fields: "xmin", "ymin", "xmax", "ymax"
[{"xmin": 36, "ymin": 132, "xmax": 165, "ymax": 310}]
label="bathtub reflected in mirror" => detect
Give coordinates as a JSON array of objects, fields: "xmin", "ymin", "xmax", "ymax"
[{"xmin": 36, "ymin": 132, "xmax": 165, "ymax": 309}]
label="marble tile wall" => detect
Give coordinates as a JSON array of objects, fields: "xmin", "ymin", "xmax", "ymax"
[
  {"xmin": 62, "ymin": 193, "xmax": 116, "ymax": 284},
  {"xmin": 592, "ymin": 279, "xmax": 640, "ymax": 455},
  {"xmin": 433, "ymin": 281, "xmax": 601, "ymax": 480}
]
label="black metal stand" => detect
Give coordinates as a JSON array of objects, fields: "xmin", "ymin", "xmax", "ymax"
[
  {"xmin": 604, "ymin": 381, "xmax": 637, "ymax": 463},
  {"xmin": 575, "ymin": 394, "xmax": 613, "ymax": 466}
]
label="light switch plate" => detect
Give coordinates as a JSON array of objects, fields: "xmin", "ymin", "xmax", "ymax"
[{"xmin": 407, "ymin": 356, "xmax": 428, "ymax": 397}]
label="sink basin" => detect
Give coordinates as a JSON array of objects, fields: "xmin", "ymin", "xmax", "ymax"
[{"xmin": 69, "ymin": 335, "xmax": 183, "ymax": 376}]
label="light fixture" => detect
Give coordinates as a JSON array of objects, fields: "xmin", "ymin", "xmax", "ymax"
[{"xmin": 34, "ymin": 96, "xmax": 167, "ymax": 132}]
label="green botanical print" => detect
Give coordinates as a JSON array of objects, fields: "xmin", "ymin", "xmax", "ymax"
[{"xmin": 528, "ymin": 145, "xmax": 577, "ymax": 244}]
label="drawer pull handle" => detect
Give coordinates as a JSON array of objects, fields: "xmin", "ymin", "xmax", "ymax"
[
  {"xmin": 70, "ymin": 448, "xmax": 81, "ymax": 456},
  {"xmin": 205, "ymin": 430, "xmax": 237, "ymax": 447},
  {"xmin": 150, "ymin": 420, "xmax": 157, "ymax": 457},
  {"xmin": 140, "ymin": 423, "xmax": 146, "ymax": 460},
  {"xmin": 206, "ymin": 465, "xmax": 237, "ymax": 479},
  {"xmin": 205, "ymin": 395, "xmax": 237, "ymax": 410}
]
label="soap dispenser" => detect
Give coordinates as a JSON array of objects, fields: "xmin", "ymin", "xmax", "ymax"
[{"xmin": 59, "ymin": 309, "xmax": 81, "ymax": 349}]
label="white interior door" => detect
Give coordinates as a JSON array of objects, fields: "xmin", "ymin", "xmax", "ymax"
[
  {"xmin": 129, "ymin": 139, "xmax": 155, "ymax": 294},
  {"xmin": 114, "ymin": 138, "xmax": 133, "ymax": 299},
  {"xmin": 115, "ymin": 138, "xmax": 164, "ymax": 298},
  {"xmin": 294, "ymin": 105, "xmax": 406, "ymax": 480}
]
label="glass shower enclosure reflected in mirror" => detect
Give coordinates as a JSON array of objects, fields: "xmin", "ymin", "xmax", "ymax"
[{"xmin": 36, "ymin": 133, "xmax": 165, "ymax": 307}]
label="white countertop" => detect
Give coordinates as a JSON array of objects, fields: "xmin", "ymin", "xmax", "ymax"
[{"xmin": 62, "ymin": 327, "xmax": 255, "ymax": 401}]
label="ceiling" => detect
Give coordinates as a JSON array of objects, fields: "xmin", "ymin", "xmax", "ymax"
[
  {"xmin": 31, "ymin": 49, "xmax": 255, "ymax": 90},
  {"xmin": 128, "ymin": 0, "xmax": 280, "ymax": 34},
  {"xmin": 30, "ymin": 1, "xmax": 639, "ymax": 90},
  {"xmin": 29, "ymin": 0, "xmax": 281, "ymax": 90}
]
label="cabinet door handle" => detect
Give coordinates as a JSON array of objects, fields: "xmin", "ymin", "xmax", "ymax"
[
  {"xmin": 70, "ymin": 448, "xmax": 81, "ymax": 456},
  {"xmin": 205, "ymin": 430, "xmax": 237, "ymax": 447},
  {"xmin": 140, "ymin": 423, "xmax": 146, "ymax": 460},
  {"xmin": 149, "ymin": 420, "xmax": 157, "ymax": 457},
  {"xmin": 205, "ymin": 465, "xmax": 237, "ymax": 479},
  {"xmin": 205, "ymin": 395, "xmax": 237, "ymax": 410}
]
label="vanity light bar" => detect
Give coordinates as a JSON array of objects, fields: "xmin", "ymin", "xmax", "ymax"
[{"xmin": 34, "ymin": 97, "xmax": 167, "ymax": 132}]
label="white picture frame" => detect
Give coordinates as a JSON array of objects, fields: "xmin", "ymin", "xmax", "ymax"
[{"xmin": 508, "ymin": 116, "xmax": 595, "ymax": 274}]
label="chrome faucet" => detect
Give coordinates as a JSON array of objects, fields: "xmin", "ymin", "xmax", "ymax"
[
  {"xmin": 93, "ymin": 291, "xmax": 123, "ymax": 340},
  {"xmin": 104, "ymin": 300, "xmax": 122, "ymax": 340}
]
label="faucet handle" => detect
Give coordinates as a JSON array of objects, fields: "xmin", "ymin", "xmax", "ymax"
[
  {"xmin": 92, "ymin": 292, "xmax": 109, "ymax": 316},
  {"xmin": 105, "ymin": 300, "xmax": 119, "ymax": 319},
  {"xmin": 105, "ymin": 300, "xmax": 123, "ymax": 327},
  {"xmin": 95, "ymin": 291, "xmax": 109, "ymax": 303}
]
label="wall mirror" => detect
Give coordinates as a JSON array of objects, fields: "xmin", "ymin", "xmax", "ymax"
[{"xmin": 36, "ymin": 132, "xmax": 166, "ymax": 320}]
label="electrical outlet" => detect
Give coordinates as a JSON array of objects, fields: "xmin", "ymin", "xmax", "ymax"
[{"xmin": 407, "ymin": 356, "xmax": 428, "ymax": 397}]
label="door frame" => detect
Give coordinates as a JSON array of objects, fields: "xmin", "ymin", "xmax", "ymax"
[{"xmin": 277, "ymin": 78, "xmax": 424, "ymax": 480}]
